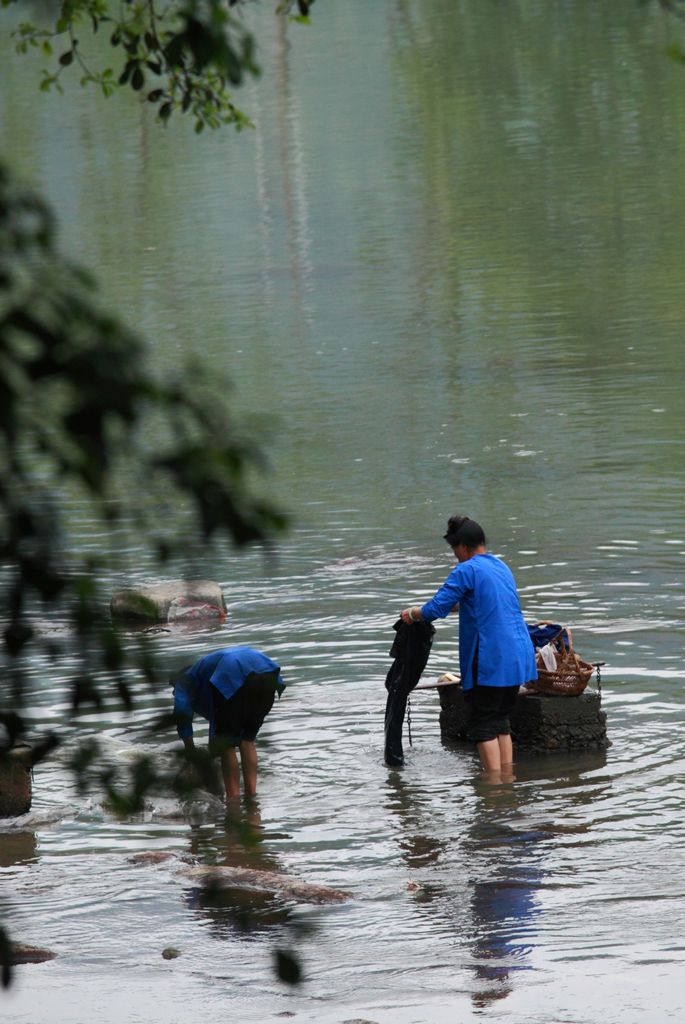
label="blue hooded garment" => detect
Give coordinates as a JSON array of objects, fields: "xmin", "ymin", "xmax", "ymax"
[{"xmin": 173, "ymin": 647, "xmax": 285, "ymax": 740}]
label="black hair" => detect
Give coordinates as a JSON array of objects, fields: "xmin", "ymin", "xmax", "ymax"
[{"xmin": 443, "ymin": 515, "xmax": 486, "ymax": 550}]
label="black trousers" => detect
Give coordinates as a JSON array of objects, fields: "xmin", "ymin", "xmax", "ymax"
[
  {"xmin": 212, "ymin": 672, "xmax": 278, "ymax": 745},
  {"xmin": 465, "ymin": 683, "xmax": 520, "ymax": 743},
  {"xmin": 384, "ymin": 619, "xmax": 435, "ymax": 766}
]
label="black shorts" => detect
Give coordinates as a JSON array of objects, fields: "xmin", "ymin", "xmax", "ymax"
[
  {"xmin": 465, "ymin": 683, "xmax": 519, "ymax": 744},
  {"xmin": 211, "ymin": 672, "xmax": 278, "ymax": 746}
]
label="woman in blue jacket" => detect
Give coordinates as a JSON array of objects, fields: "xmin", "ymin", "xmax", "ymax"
[
  {"xmin": 401, "ymin": 516, "xmax": 536, "ymax": 773},
  {"xmin": 172, "ymin": 647, "xmax": 285, "ymax": 799}
]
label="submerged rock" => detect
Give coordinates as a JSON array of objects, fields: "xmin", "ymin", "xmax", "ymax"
[
  {"xmin": 110, "ymin": 580, "xmax": 227, "ymax": 624},
  {"xmin": 341, "ymin": 1019, "xmax": 380, "ymax": 1024},
  {"xmin": 129, "ymin": 850, "xmax": 175, "ymax": 865},
  {"xmin": 161, "ymin": 947, "xmax": 181, "ymax": 960},
  {"xmin": 10, "ymin": 944, "xmax": 57, "ymax": 964},
  {"xmin": 180, "ymin": 793, "xmax": 227, "ymax": 824},
  {"xmin": 130, "ymin": 850, "xmax": 351, "ymax": 905},
  {"xmin": 182, "ymin": 864, "xmax": 350, "ymax": 905}
]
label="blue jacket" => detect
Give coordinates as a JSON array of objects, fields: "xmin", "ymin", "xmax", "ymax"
[
  {"xmin": 421, "ymin": 553, "xmax": 536, "ymax": 692},
  {"xmin": 173, "ymin": 647, "xmax": 285, "ymax": 740}
]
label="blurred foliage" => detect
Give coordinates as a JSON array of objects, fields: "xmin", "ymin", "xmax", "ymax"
[
  {"xmin": 0, "ymin": 155, "xmax": 290, "ymax": 768},
  {"xmin": 0, "ymin": 159, "xmax": 287, "ymax": 665},
  {"xmin": 656, "ymin": 0, "xmax": 685, "ymax": 18},
  {"xmin": 653, "ymin": 0, "xmax": 685, "ymax": 62},
  {"xmin": 0, "ymin": 0, "xmax": 317, "ymax": 992},
  {"xmin": 2, "ymin": 0, "xmax": 315, "ymax": 132},
  {"xmin": 275, "ymin": 947, "xmax": 302, "ymax": 984},
  {"xmin": 0, "ymin": 0, "xmax": 318, "ymax": 990},
  {"xmin": 0, "ymin": 160, "xmax": 293, "ymax": 985}
]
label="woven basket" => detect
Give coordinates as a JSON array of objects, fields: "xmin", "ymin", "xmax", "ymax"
[{"xmin": 530, "ymin": 623, "xmax": 594, "ymax": 698}]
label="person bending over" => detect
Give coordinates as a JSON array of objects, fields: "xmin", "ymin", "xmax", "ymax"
[
  {"xmin": 171, "ymin": 646, "xmax": 285, "ymax": 799},
  {"xmin": 401, "ymin": 516, "xmax": 536, "ymax": 774}
]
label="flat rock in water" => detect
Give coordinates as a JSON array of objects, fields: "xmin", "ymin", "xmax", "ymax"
[
  {"xmin": 130, "ymin": 850, "xmax": 351, "ymax": 905},
  {"xmin": 129, "ymin": 850, "xmax": 178, "ymax": 866},
  {"xmin": 10, "ymin": 944, "xmax": 57, "ymax": 964},
  {"xmin": 182, "ymin": 864, "xmax": 351, "ymax": 905},
  {"xmin": 110, "ymin": 580, "xmax": 227, "ymax": 623}
]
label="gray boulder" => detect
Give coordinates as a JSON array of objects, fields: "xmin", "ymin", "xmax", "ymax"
[{"xmin": 110, "ymin": 580, "xmax": 227, "ymax": 623}]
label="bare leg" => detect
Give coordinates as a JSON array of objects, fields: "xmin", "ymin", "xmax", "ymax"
[
  {"xmin": 221, "ymin": 747, "xmax": 241, "ymax": 799},
  {"xmin": 239, "ymin": 740, "xmax": 258, "ymax": 798},
  {"xmin": 477, "ymin": 738, "xmax": 502, "ymax": 772},
  {"xmin": 498, "ymin": 733, "xmax": 513, "ymax": 766}
]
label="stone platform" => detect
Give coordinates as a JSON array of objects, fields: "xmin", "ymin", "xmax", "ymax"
[{"xmin": 437, "ymin": 684, "xmax": 609, "ymax": 753}]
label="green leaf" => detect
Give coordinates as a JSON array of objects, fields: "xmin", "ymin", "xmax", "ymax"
[
  {"xmin": 0, "ymin": 926, "xmax": 13, "ymax": 989},
  {"xmin": 274, "ymin": 948, "xmax": 302, "ymax": 985},
  {"xmin": 115, "ymin": 677, "xmax": 133, "ymax": 712},
  {"xmin": 102, "ymin": 628, "xmax": 123, "ymax": 671},
  {"xmin": 3, "ymin": 621, "xmax": 34, "ymax": 657},
  {"xmin": 666, "ymin": 41, "xmax": 685, "ymax": 64},
  {"xmin": 71, "ymin": 676, "xmax": 103, "ymax": 712},
  {"xmin": 119, "ymin": 59, "xmax": 135, "ymax": 85}
]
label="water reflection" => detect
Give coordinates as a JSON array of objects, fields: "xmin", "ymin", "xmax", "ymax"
[
  {"xmin": 465, "ymin": 784, "xmax": 543, "ymax": 1009},
  {"xmin": 183, "ymin": 800, "xmax": 295, "ymax": 939},
  {"xmin": 386, "ymin": 754, "xmax": 613, "ymax": 1012},
  {"xmin": 385, "ymin": 770, "xmax": 446, "ymax": 871},
  {"xmin": 385, "ymin": 769, "xmax": 541, "ymax": 1007},
  {"xmin": 0, "ymin": 829, "xmax": 38, "ymax": 868}
]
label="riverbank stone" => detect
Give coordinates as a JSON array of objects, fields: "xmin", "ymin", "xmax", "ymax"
[
  {"xmin": 0, "ymin": 745, "xmax": 33, "ymax": 817},
  {"xmin": 110, "ymin": 580, "xmax": 227, "ymax": 624},
  {"xmin": 438, "ymin": 684, "xmax": 609, "ymax": 753}
]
